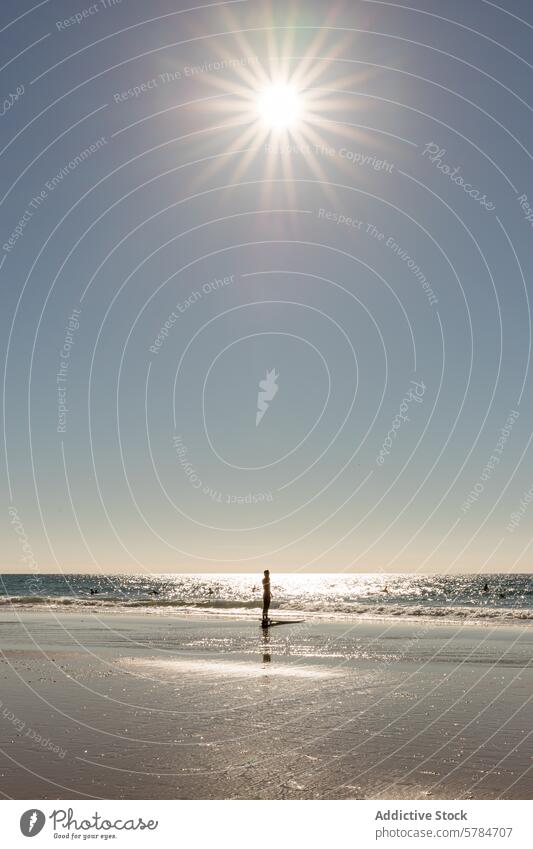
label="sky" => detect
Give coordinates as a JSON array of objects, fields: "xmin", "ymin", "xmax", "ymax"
[{"xmin": 2, "ymin": 0, "xmax": 533, "ymax": 574}]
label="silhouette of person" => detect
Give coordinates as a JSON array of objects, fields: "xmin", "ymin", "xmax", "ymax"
[
  {"xmin": 90, "ymin": 588, "xmax": 98, "ymax": 595},
  {"xmin": 262, "ymin": 569, "xmax": 271, "ymax": 625},
  {"xmin": 483, "ymin": 582, "xmax": 489, "ymax": 593}
]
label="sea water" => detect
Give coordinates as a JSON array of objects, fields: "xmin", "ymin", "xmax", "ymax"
[{"xmin": 1, "ymin": 573, "xmax": 532, "ymax": 623}]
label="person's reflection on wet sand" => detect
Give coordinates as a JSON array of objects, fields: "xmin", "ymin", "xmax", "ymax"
[{"xmin": 262, "ymin": 630, "xmax": 271, "ymax": 664}]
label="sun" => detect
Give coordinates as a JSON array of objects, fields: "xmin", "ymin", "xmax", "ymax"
[
  {"xmin": 192, "ymin": 16, "xmax": 379, "ymax": 196},
  {"xmin": 256, "ymin": 83, "xmax": 302, "ymax": 130}
]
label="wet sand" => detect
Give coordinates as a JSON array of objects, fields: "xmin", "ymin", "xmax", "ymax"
[{"xmin": 0, "ymin": 611, "xmax": 531, "ymax": 799}]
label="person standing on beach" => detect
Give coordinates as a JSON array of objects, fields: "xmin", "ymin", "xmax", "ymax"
[{"xmin": 262, "ymin": 570, "xmax": 271, "ymax": 624}]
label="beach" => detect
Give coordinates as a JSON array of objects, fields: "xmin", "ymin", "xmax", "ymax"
[{"xmin": 0, "ymin": 610, "xmax": 531, "ymax": 800}]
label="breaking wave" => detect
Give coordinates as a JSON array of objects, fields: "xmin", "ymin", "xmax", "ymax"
[{"xmin": 1, "ymin": 594, "xmax": 532, "ymax": 623}]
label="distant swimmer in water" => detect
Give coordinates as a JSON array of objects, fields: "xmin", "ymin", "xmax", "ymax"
[
  {"xmin": 262, "ymin": 570, "xmax": 271, "ymax": 625},
  {"xmin": 499, "ymin": 592, "xmax": 506, "ymax": 599},
  {"xmin": 208, "ymin": 588, "xmax": 214, "ymax": 595},
  {"xmin": 90, "ymin": 588, "xmax": 98, "ymax": 595},
  {"xmin": 382, "ymin": 585, "xmax": 389, "ymax": 593},
  {"xmin": 149, "ymin": 589, "xmax": 159, "ymax": 595},
  {"xmin": 483, "ymin": 582, "xmax": 489, "ymax": 592}
]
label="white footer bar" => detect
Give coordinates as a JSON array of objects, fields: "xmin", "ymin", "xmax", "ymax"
[{"xmin": 3, "ymin": 799, "xmax": 529, "ymax": 848}]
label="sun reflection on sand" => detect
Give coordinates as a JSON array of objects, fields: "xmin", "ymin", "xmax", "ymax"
[{"xmin": 122, "ymin": 656, "xmax": 340, "ymax": 679}]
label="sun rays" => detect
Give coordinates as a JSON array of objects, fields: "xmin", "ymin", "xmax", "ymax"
[{"xmin": 175, "ymin": 5, "xmax": 386, "ymax": 204}]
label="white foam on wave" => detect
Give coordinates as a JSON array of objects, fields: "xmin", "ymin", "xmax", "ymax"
[{"xmin": 2, "ymin": 595, "xmax": 533, "ymax": 623}]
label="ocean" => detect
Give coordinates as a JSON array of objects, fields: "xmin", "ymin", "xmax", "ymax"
[{"xmin": 1, "ymin": 573, "xmax": 532, "ymax": 623}]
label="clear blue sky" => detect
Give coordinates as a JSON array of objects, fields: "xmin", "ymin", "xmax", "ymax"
[{"xmin": 2, "ymin": 0, "xmax": 533, "ymax": 573}]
